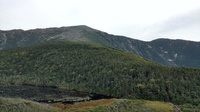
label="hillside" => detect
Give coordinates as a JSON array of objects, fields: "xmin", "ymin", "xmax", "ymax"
[
  {"xmin": 0, "ymin": 97, "xmax": 58, "ymax": 112},
  {"xmin": 61, "ymin": 99, "xmax": 178, "ymax": 112},
  {"xmin": 0, "ymin": 25, "xmax": 200, "ymax": 67},
  {"xmin": 0, "ymin": 41, "xmax": 200, "ymax": 107},
  {"xmin": 0, "ymin": 97, "xmax": 183, "ymax": 112},
  {"xmin": 0, "ymin": 25, "xmax": 111, "ymax": 49}
]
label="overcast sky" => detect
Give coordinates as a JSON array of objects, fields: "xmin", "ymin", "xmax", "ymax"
[{"xmin": 0, "ymin": 0, "xmax": 200, "ymax": 41}]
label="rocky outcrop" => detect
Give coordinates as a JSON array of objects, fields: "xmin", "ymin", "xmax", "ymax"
[{"xmin": 0, "ymin": 85, "xmax": 113, "ymax": 104}]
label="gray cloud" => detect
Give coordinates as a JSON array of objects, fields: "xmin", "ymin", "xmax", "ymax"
[
  {"xmin": 156, "ymin": 9, "xmax": 200, "ymax": 32},
  {"xmin": 0, "ymin": 0, "xmax": 200, "ymax": 42},
  {"xmin": 137, "ymin": 9, "xmax": 200, "ymax": 41}
]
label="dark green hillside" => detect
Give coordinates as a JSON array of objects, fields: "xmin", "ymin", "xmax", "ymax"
[{"xmin": 0, "ymin": 41, "xmax": 200, "ymax": 106}]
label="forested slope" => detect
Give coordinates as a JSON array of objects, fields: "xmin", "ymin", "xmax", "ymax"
[{"xmin": 0, "ymin": 41, "xmax": 200, "ymax": 106}]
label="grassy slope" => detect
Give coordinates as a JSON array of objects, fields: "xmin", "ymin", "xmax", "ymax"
[
  {"xmin": 0, "ymin": 97, "xmax": 59, "ymax": 112},
  {"xmin": 61, "ymin": 99, "xmax": 176, "ymax": 112},
  {"xmin": 0, "ymin": 41, "xmax": 200, "ymax": 106},
  {"xmin": 0, "ymin": 97, "xmax": 179, "ymax": 112}
]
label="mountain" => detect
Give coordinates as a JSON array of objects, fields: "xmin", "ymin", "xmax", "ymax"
[
  {"xmin": 1, "ymin": 41, "xmax": 200, "ymax": 107},
  {"xmin": 0, "ymin": 25, "xmax": 200, "ymax": 68}
]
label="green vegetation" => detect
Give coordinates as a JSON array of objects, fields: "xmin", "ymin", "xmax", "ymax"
[
  {"xmin": 0, "ymin": 41, "xmax": 200, "ymax": 108},
  {"xmin": 0, "ymin": 97, "xmax": 179, "ymax": 112},
  {"xmin": 0, "ymin": 97, "xmax": 58, "ymax": 112},
  {"xmin": 179, "ymin": 104, "xmax": 200, "ymax": 112},
  {"xmin": 63, "ymin": 99, "xmax": 176, "ymax": 112}
]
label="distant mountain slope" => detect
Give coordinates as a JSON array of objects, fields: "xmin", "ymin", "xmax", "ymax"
[
  {"xmin": 0, "ymin": 25, "xmax": 111, "ymax": 49},
  {"xmin": 0, "ymin": 25, "xmax": 200, "ymax": 67},
  {"xmin": 148, "ymin": 39, "xmax": 200, "ymax": 67},
  {"xmin": 1, "ymin": 41, "xmax": 200, "ymax": 106}
]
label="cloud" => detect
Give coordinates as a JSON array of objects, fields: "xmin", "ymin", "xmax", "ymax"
[
  {"xmin": 133, "ymin": 9, "xmax": 200, "ymax": 41},
  {"xmin": 0, "ymin": 0, "xmax": 200, "ymax": 41},
  {"xmin": 155, "ymin": 9, "xmax": 200, "ymax": 32}
]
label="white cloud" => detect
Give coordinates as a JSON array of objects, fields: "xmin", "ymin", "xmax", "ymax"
[
  {"xmin": 0, "ymin": 0, "xmax": 200, "ymax": 41},
  {"xmin": 136, "ymin": 9, "xmax": 200, "ymax": 41}
]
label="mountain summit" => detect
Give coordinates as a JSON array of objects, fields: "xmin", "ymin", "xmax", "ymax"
[{"xmin": 0, "ymin": 25, "xmax": 200, "ymax": 67}]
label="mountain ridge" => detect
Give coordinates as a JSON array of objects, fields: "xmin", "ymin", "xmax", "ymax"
[
  {"xmin": 1, "ymin": 31, "xmax": 200, "ymax": 111},
  {"xmin": 0, "ymin": 25, "xmax": 200, "ymax": 67}
]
